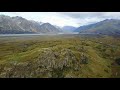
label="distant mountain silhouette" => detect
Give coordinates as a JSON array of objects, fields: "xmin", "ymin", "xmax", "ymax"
[{"xmin": 62, "ymin": 26, "xmax": 77, "ymax": 32}]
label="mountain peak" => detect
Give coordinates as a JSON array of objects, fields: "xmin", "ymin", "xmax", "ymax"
[
  {"xmin": 42, "ymin": 23, "xmax": 51, "ymax": 25},
  {"xmin": 103, "ymin": 19, "xmax": 120, "ymax": 22},
  {"xmin": 38, "ymin": 23, "xmax": 60, "ymax": 33},
  {"xmin": 0, "ymin": 15, "xmax": 11, "ymax": 20},
  {"xmin": 12, "ymin": 16, "xmax": 26, "ymax": 20}
]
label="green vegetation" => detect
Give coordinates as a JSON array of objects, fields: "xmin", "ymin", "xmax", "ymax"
[{"xmin": 0, "ymin": 34, "xmax": 120, "ymax": 78}]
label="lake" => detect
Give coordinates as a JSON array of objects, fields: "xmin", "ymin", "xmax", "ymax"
[{"xmin": 0, "ymin": 32, "xmax": 79, "ymax": 37}]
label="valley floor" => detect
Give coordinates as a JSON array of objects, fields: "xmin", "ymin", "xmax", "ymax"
[{"xmin": 0, "ymin": 34, "xmax": 120, "ymax": 78}]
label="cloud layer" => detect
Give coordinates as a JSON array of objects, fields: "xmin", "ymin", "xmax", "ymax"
[{"xmin": 0, "ymin": 12, "xmax": 120, "ymax": 27}]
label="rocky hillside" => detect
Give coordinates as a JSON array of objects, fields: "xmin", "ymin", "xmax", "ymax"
[
  {"xmin": 38, "ymin": 23, "xmax": 61, "ymax": 33},
  {"xmin": 0, "ymin": 15, "xmax": 60, "ymax": 34}
]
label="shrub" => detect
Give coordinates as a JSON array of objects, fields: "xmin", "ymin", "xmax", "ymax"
[
  {"xmin": 80, "ymin": 54, "xmax": 89, "ymax": 64},
  {"xmin": 115, "ymin": 58, "xmax": 120, "ymax": 65}
]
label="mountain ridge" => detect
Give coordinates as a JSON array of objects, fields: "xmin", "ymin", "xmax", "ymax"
[
  {"xmin": 74, "ymin": 19, "xmax": 120, "ymax": 36},
  {"xmin": 0, "ymin": 15, "xmax": 61, "ymax": 34}
]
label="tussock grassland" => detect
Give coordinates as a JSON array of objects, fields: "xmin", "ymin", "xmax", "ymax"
[{"xmin": 0, "ymin": 34, "xmax": 120, "ymax": 78}]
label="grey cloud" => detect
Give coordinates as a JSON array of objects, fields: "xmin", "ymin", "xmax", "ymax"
[
  {"xmin": 57, "ymin": 12, "xmax": 120, "ymax": 26},
  {"xmin": 58, "ymin": 12, "xmax": 108, "ymax": 19},
  {"xmin": 58, "ymin": 12, "xmax": 120, "ymax": 20}
]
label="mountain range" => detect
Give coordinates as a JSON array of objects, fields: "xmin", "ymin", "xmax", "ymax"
[
  {"xmin": 75, "ymin": 19, "xmax": 120, "ymax": 36},
  {"xmin": 0, "ymin": 15, "xmax": 61, "ymax": 34},
  {"xmin": 1, "ymin": 15, "xmax": 120, "ymax": 36}
]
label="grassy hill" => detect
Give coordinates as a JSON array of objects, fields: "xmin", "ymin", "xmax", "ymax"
[{"xmin": 0, "ymin": 34, "xmax": 120, "ymax": 78}]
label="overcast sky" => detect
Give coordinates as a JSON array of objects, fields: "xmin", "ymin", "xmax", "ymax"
[{"xmin": 0, "ymin": 12, "xmax": 120, "ymax": 27}]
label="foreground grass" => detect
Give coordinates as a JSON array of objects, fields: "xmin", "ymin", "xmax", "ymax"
[{"xmin": 0, "ymin": 34, "xmax": 119, "ymax": 78}]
